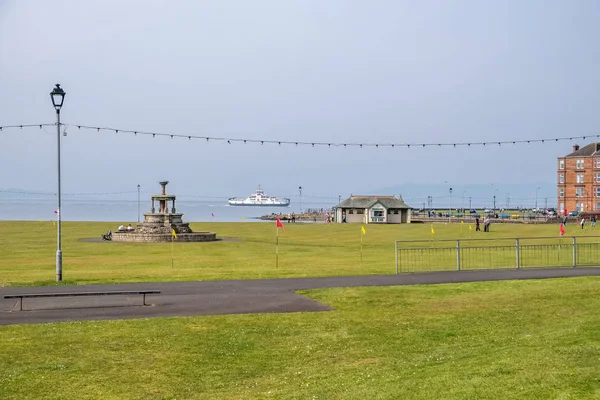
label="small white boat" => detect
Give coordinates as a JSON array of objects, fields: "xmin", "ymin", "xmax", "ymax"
[{"xmin": 228, "ymin": 186, "xmax": 290, "ymax": 207}]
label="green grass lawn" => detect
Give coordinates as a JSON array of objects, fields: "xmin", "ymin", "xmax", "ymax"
[
  {"xmin": 1, "ymin": 277, "xmax": 600, "ymax": 399},
  {"xmin": 1, "ymin": 220, "xmax": 599, "ymax": 286},
  {"xmin": 2, "ymin": 221, "xmax": 600, "ymax": 399}
]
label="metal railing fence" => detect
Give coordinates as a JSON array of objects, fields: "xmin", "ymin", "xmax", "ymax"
[{"xmin": 394, "ymin": 236, "xmax": 600, "ymax": 273}]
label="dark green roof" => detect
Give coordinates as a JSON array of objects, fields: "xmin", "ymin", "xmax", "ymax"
[{"xmin": 336, "ymin": 196, "xmax": 412, "ymax": 209}]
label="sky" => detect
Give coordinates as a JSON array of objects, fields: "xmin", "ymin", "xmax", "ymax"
[{"xmin": 1, "ymin": 0, "xmax": 599, "ymax": 207}]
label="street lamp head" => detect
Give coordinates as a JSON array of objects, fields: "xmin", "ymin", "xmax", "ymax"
[
  {"xmin": 137, "ymin": 184, "xmax": 140, "ymax": 189},
  {"xmin": 50, "ymin": 84, "xmax": 66, "ymax": 111}
]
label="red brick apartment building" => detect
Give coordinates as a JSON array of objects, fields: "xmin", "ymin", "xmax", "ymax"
[{"xmin": 557, "ymin": 143, "xmax": 600, "ymax": 214}]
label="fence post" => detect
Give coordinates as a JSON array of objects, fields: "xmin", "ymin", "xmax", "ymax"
[
  {"xmin": 515, "ymin": 238, "xmax": 520, "ymax": 269},
  {"xmin": 395, "ymin": 241, "xmax": 399, "ymax": 274},
  {"xmin": 456, "ymin": 240, "xmax": 461, "ymax": 271},
  {"xmin": 572, "ymin": 236, "xmax": 577, "ymax": 267}
]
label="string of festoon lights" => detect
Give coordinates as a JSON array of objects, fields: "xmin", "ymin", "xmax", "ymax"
[
  {"xmin": 0, "ymin": 123, "xmax": 56, "ymax": 130},
  {"xmin": 2, "ymin": 122, "xmax": 599, "ymax": 148}
]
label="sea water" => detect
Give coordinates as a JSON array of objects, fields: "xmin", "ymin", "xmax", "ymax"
[{"xmin": 0, "ymin": 197, "xmax": 334, "ymax": 223}]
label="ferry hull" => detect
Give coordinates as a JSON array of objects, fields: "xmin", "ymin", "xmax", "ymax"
[
  {"xmin": 228, "ymin": 185, "xmax": 290, "ymax": 207},
  {"xmin": 228, "ymin": 202, "xmax": 290, "ymax": 207}
]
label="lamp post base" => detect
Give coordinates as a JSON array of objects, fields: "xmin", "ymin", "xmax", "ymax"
[{"xmin": 56, "ymin": 250, "xmax": 62, "ymax": 282}]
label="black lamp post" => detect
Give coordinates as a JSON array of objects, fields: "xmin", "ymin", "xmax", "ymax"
[
  {"xmin": 299, "ymin": 186, "xmax": 303, "ymax": 213},
  {"xmin": 50, "ymin": 84, "xmax": 66, "ymax": 282}
]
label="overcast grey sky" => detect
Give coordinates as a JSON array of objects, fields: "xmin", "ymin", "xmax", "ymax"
[{"xmin": 1, "ymin": 0, "xmax": 599, "ymax": 202}]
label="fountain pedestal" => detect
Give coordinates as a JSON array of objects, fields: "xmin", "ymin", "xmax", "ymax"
[{"xmin": 112, "ymin": 181, "xmax": 217, "ymax": 243}]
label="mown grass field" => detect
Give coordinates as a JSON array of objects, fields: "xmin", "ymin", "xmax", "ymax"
[
  {"xmin": 1, "ymin": 278, "xmax": 600, "ymax": 399},
  {"xmin": 1, "ymin": 220, "xmax": 599, "ymax": 286},
  {"xmin": 2, "ymin": 221, "xmax": 600, "ymax": 399}
]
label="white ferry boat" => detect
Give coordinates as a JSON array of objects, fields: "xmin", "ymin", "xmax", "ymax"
[{"xmin": 228, "ymin": 186, "xmax": 290, "ymax": 207}]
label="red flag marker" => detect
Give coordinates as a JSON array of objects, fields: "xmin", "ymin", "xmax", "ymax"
[
  {"xmin": 275, "ymin": 218, "xmax": 285, "ymax": 268},
  {"xmin": 276, "ymin": 218, "xmax": 285, "ymax": 230}
]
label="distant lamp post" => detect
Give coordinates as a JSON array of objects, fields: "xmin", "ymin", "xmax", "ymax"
[
  {"xmin": 535, "ymin": 187, "xmax": 541, "ymax": 211},
  {"xmin": 299, "ymin": 186, "xmax": 303, "ymax": 213},
  {"xmin": 448, "ymin": 187, "xmax": 453, "ymax": 222},
  {"xmin": 137, "ymin": 184, "xmax": 141, "ymax": 223},
  {"xmin": 50, "ymin": 84, "xmax": 66, "ymax": 282}
]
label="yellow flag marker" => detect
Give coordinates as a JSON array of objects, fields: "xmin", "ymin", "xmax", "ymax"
[
  {"xmin": 170, "ymin": 229, "xmax": 177, "ymax": 268},
  {"xmin": 431, "ymin": 225, "xmax": 435, "ymax": 235},
  {"xmin": 360, "ymin": 225, "xmax": 366, "ymax": 261}
]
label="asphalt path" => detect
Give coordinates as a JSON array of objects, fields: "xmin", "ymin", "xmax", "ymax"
[{"xmin": 2, "ymin": 267, "xmax": 600, "ymax": 326}]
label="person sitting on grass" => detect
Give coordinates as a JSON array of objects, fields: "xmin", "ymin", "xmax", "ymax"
[
  {"xmin": 127, "ymin": 224, "xmax": 133, "ymax": 231},
  {"xmin": 118, "ymin": 224, "xmax": 125, "ymax": 232}
]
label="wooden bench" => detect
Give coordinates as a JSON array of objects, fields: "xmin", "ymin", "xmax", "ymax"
[{"xmin": 4, "ymin": 290, "xmax": 161, "ymax": 311}]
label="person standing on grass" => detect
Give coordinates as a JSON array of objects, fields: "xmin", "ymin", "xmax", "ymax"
[
  {"xmin": 475, "ymin": 217, "xmax": 481, "ymax": 232},
  {"xmin": 591, "ymin": 215, "xmax": 596, "ymax": 229},
  {"xmin": 580, "ymin": 217, "xmax": 586, "ymax": 230}
]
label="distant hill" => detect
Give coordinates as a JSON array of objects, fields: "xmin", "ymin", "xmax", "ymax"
[{"xmin": 0, "ymin": 189, "xmax": 55, "ymax": 199}]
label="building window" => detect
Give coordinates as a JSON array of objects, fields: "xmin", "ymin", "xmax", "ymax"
[
  {"xmin": 596, "ymin": 173, "xmax": 600, "ymax": 183},
  {"xmin": 596, "ymin": 158, "xmax": 600, "ymax": 168},
  {"xmin": 596, "ymin": 188, "xmax": 600, "ymax": 197},
  {"xmin": 356, "ymin": 209, "xmax": 364, "ymax": 214},
  {"xmin": 559, "ymin": 160, "xmax": 565, "ymax": 170},
  {"xmin": 576, "ymin": 173, "xmax": 585, "ymax": 184},
  {"xmin": 348, "ymin": 210, "xmax": 354, "ymax": 214},
  {"xmin": 576, "ymin": 188, "xmax": 585, "ymax": 198},
  {"xmin": 559, "ymin": 174, "xmax": 564, "ymax": 183},
  {"xmin": 559, "ymin": 188, "xmax": 564, "ymax": 198},
  {"xmin": 559, "ymin": 202, "xmax": 564, "ymax": 212},
  {"xmin": 577, "ymin": 202, "xmax": 584, "ymax": 212},
  {"xmin": 372, "ymin": 209, "xmax": 384, "ymax": 217},
  {"xmin": 576, "ymin": 159, "xmax": 585, "ymax": 169},
  {"xmin": 597, "ymin": 202, "xmax": 600, "ymax": 211}
]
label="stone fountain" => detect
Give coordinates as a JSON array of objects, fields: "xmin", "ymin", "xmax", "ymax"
[{"xmin": 111, "ymin": 181, "xmax": 217, "ymax": 242}]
